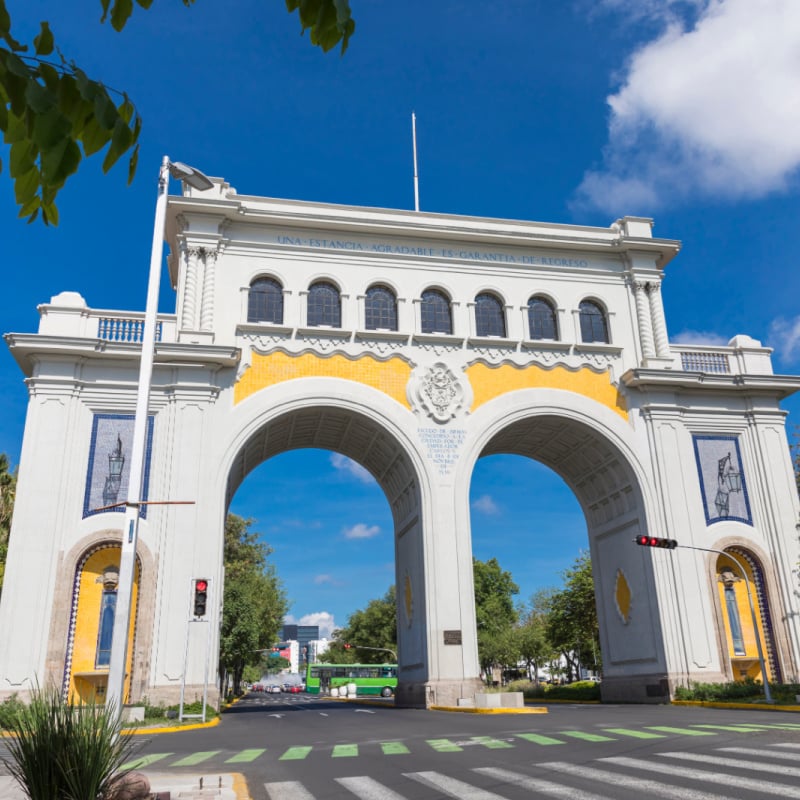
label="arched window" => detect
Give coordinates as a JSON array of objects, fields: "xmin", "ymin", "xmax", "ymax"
[
  {"xmin": 307, "ymin": 281, "xmax": 341, "ymax": 327},
  {"xmin": 248, "ymin": 277, "xmax": 284, "ymax": 324},
  {"xmin": 527, "ymin": 296, "xmax": 558, "ymax": 340},
  {"xmin": 579, "ymin": 300, "xmax": 609, "ymax": 343},
  {"xmin": 474, "ymin": 293, "xmax": 506, "ymax": 337},
  {"xmin": 365, "ymin": 285, "xmax": 398, "ymax": 331},
  {"xmin": 420, "ymin": 289, "xmax": 452, "ymax": 335}
]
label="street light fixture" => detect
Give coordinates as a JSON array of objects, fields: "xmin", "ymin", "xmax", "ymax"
[{"xmin": 105, "ymin": 156, "xmax": 212, "ymax": 715}]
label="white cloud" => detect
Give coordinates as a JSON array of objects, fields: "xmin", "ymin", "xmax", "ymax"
[
  {"xmin": 330, "ymin": 453, "xmax": 374, "ymax": 483},
  {"xmin": 768, "ymin": 316, "xmax": 800, "ymax": 364},
  {"xmin": 472, "ymin": 494, "xmax": 500, "ymax": 515},
  {"xmin": 670, "ymin": 329, "xmax": 729, "ymax": 346},
  {"xmin": 313, "ymin": 574, "xmax": 336, "ymax": 585},
  {"xmin": 284, "ymin": 611, "xmax": 337, "ymax": 639},
  {"xmin": 576, "ymin": 0, "xmax": 800, "ymax": 213},
  {"xmin": 343, "ymin": 522, "xmax": 381, "ymax": 539}
]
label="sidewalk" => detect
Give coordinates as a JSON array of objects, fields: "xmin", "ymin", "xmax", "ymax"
[{"xmin": 0, "ymin": 771, "xmax": 249, "ymax": 799}]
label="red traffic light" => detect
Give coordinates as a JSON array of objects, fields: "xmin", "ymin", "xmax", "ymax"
[
  {"xmin": 343, "ymin": 643, "xmax": 351, "ymax": 649},
  {"xmin": 634, "ymin": 535, "xmax": 678, "ymax": 549},
  {"xmin": 195, "ymin": 579, "xmax": 208, "ymax": 592}
]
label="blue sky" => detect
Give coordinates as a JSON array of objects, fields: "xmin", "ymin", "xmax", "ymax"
[{"xmin": 3, "ymin": 1, "xmax": 800, "ymax": 639}]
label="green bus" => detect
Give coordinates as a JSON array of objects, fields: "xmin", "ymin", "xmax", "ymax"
[{"xmin": 305, "ymin": 663, "xmax": 398, "ymax": 697}]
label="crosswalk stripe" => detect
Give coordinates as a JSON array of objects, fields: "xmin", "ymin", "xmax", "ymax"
[
  {"xmin": 336, "ymin": 776, "xmax": 408, "ymax": 800},
  {"xmin": 264, "ymin": 780, "xmax": 315, "ymax": 800},
  {"xmin": 120, "ymin": 753, "xmax": 172, "ymax": 770},
  {"xmin": 426, "ymin": 738, "xmax": 462, "ymax": 752},
  {"xmin": 280, "ymin": 746, "xmax": 312, "ymax": 761},
  {"xmin": 560, "ymin": 730, "xmax": 616, "ymax": 742},
  {"xmin": 332, "ymin": 744, "xmax": 359, "ymax": 757},
  {"xmin": 226, "ymin": 748, "xmax": 266, "ymax": 763},
  {"xmin": 692, "ymin": 724, "xmax": 769, "ymax": 732},
  {"xmin": 539, "ymin": 760, "xmax": 727, "ymax": 800},
  {"xmin": 517, "ymin": 732, "xmax": 564, "ymax": 746},
  {"xmin": 170, "ymin": 750, "xmax": 220, "ymax": 766},
  {"xmin": 602, "ymin": 727, "xmax": 665, "ymax": 739},
  {"xmin": 604, "ymin": 754, "xmax": 800, "ymax": 798},
  {"xmin": 405, "ymin": 770, "xmax": 508, "ymax": 800},
  {"xmin": 472, "ymin": 736, "xmax": 513, "ymax": 749},
  {"xmin": 474, "ymin": 766, "xmax": 612, "ymax": 800},
  {"xmin": 381, "ymin": 742, "xmax": 410, "ymax": 755},
  {"xmin": 660, "ymin": 750, "xmax": 800, "ymax": 778},
  {"xmin": 646, "ymin": 726, "xmax": 716, "ymax": 736},
  {"xmin": 771, "ymin": 742, "xmax": 800, "ymax": 749},
  {"xmin": 719, "ymin": 746, "xmax": 800, "ymax": 761}
]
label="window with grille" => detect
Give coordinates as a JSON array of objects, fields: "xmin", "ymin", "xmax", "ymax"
[
  {"xmin": 365, "ymin": 285, "xmax": 398, "ymax": 331},
  {"xmin": 579, "ymin": 300, "xmax": 609, "ymax": 343},
  {"xmin": 247, "ymin": 277, "xmax": 284, "ymax": 324},
  {"xmin": 420, "ymin": 289, "xmax": 452, "ymax": 334},
  {"xmin": 307, "ymin": 281, "xmax": 341, "ymax": 327},
  {"xmin": 474, "ymin": 293, "xmax": 506, "ymax": 337},
  {"xmin": 527, "ymin": 296, "xmax": 558, "ymax": 340}
]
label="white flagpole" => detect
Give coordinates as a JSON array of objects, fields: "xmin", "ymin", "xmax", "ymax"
[{"xmin": 412, "ymin": 112, "xmax": 420, "ymax": 212}]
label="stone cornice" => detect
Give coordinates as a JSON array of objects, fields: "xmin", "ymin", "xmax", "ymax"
[{"xmin": 621, "ymin": 367, "xmax": 800, "ymax": 399}]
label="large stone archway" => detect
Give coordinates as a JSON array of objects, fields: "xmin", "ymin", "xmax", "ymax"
[{"xmin": 2, "ymin": 181, "xmax": 800, "ymax": 706}]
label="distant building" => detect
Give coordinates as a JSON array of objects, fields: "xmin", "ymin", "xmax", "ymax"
[{"xmin": 281, "ymin": 625, "xmax": 320, "ymax": 667}]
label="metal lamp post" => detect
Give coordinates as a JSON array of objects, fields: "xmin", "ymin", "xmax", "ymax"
[{"xmin": 105, "ymin": 156, "xmax": 213, "ymax": 715}]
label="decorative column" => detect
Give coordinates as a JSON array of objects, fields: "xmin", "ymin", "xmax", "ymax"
[
  {"xmin": 181, "ymin": 246, "xmax": 202, "ymax": 331},
  {"xmin": 633, "ymin": 280, "xmax": 656, "ymax": 359},
  {"xmin": 647, "ymin": 282, "xmax": 671, "ymax": 358},
  {"xmin": 199, "ymin": 250, "xmax": 216, "ymax": 332}
]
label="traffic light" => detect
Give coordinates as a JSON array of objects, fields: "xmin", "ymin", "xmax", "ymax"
[
  {"xmin": 634, "ymin": 535, "xmax": 678, "ymax": 550},
  {"xmin": 343, "ymin": 643, "xmax": 351, "ymax": 649},
  {"xmin": 193, "ymin": 579, "xmax": 209, "ymax": 617}
]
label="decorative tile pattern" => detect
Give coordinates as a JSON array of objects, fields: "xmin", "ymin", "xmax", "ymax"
[{"xmin": 692, "ymin": 435, "xmax": 752, "ymax": 525}]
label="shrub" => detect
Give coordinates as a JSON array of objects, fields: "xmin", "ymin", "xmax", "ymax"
[
  {"xmin": 0, "ymin": 693, "xmax": 25, "ymax": 730},
  {"xmin": 1, "ymin": 685, "xmax": 140, "ymax": 800}
]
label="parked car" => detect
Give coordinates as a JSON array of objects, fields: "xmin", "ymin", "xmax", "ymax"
[
  {"xmin": 288, "ymin": 685, "xmax": 302, "ymax": 693},
  {"xmin": 267, "ymin": 684, "xmax": 282, "ymax": 693}
]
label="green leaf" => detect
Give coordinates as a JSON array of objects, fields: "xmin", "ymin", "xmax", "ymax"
[
  {"xmin": 31, "ymin": 106, "xmax": 71, "ymax": 150},
  {"xmin": 9, "ymin": 138, "xmax": 35, "ymax": 177},
  {"xmin": 24, "ymin": 79, "xmax": 56, "ymax": 114},
  {"xmin": 93, "ymin": 90, "xmax": 118, "ymax": 130},
  {"xmin": 41, "ymin": 200, "xmax": 58, "ymax": 225},
  {"xmin": 18, "ymin": 193, "xmax": 41, "ymax": 221},
  {"xmin": 101, "ymin": 117, "xmax": 133, "ymax": 172},
  {"xmin": 100, "ymin": 0, "xmax": 112, "ymax": 24},
  {"xmin": 33, "ymin": 22, "xmax": 54, "ymax": 56},
  {"xmin": 13, "ymin": 163, "xmax": 39, "ymax": 205},
  {"xmin": 127, "ymin": 142, "xmax": 139, "ymax": 184},
  {"xmin": 41, "ymin": 136, "xmax": 81, "ymax": 187},
  {"xmin": 79, "ymin": 115, "xmax": 112, "ymax": 157},
  {"xmin": 4, "ymin": 52, "xmax": 31, "ymax": 78},
  {"xmin": 1, "ymin": 69, "xmax": 29, "ymax": 115},
  {"xmin": 110, "ymin": 0, "xmax": 134, "ymax": 32},
  {"xmin": 73, "ymin": 67, "xmax": 99, "ymax": 102},
  {"xmin": 3, "ymin": 111, "xmax": 26, "ymax": 144}
]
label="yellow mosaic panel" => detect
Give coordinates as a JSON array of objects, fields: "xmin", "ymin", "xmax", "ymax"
[
  {"xmin": 235, "ymin": 351, "xmax": 413, "ymax": 408},
  {"xmin": 69, "ymin": 548, "xmax": 139, "ymax": 704},
  {"xmin": 466, "ymin": 362, "xmax": 628, "ymax": 419},
  {"xmin": 614, "ymin": 568, "xmax": 632, "ymax": 624}
]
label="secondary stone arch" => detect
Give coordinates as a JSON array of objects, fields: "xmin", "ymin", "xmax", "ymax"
[
  {"xmin": 456, "ymin": 388, "xmax": 672, "ymax": 701},
  {"xmin": 218, "ymin": 377, "xmax": 444, "ymax": 706}
]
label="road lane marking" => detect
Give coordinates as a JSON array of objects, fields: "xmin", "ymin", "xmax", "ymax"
[
  {"xmin": 646, "ymin": 726, "xmax": 716, "ymax": 736},
  {"xmin": 692, "ymin": 724, "xmax": 771, "ymax": 732},
  {"xmin": 559, "ymin": 730, "xmax": 616, "ymax": 742},
  {"xmin": 660, "ymin": 750, "xmax": 800, "ymax": 778},
  {"xmin": 602, "ymin": 728, "xmax": 665, "ymax": 739},
  {"xmin": 280, "ymin": 746, "xmax": 312, "ymax": 761},
  {"xmin": 603, "ymin": 754, "xmax": 800, "ymax": 798},
  {"xmin": 475, "ymin": 766, "xmax": 611, "ymax": 799},
  {"xmin": 226, "ymin": 748, "xmax": 266, "ymax": 763},
  {"xmin": 170, "ymin": 750, "xmax": 220, "ymax": 766},
  {"xmin": 539, "ymin": 760, "xmax": 727, "ymax": 800},
  {"xmin": 121, "ymin": 753, "xmax": 172, "ymax": 770},
  {"xmin": 332, "ymin": 743, "xmax": 359, "ymax": 757},
  {"xmin": 336, "ymin": 776, "xmax": 408, "ymax": 800},
  {"xmin": 381, "ymin": 742, "xmax": 411, "ymax": 755},
  {"xmin": 517, "ymin": 733, "xmax": 565, "ymax": 746},
  {"xmin": 264, "ymin": 781, "xmax": 315, "ymax": 800},
  {"xmin": 472, "ymin": 736, "xmax": 514, "ymax": 749},
  {"xmin": 405, "ymin": 770, "xmax": 509, "ymax": 799},
  {"xmin": 426, "ymin": 738, "xmax": 462, "ymax": 752},
  {"xmin": 719, "ymin": 746, "xmax": 800, "ymax": 761}
]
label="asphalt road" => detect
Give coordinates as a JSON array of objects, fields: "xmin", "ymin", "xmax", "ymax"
[{"xmin": 125, "ymin": 693, "xmax": 800, "ymax": 799}]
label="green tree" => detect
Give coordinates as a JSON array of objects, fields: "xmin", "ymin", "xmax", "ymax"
[
  {"xmin": 517, "ymin": 590, "xmax": 557, "ymax": 684},
  {"xmin": 0, "ymin": 0, "xmax": 355, "ymax": 224},
  {"xmin": 543, "ymin": 552, "xmax": 600, "ymax": 682},
  {"xmin": 325, "ymin": 586, "xmax": 397, "ymax": 664},
  {"xmin": 218, "ymin": 514, "xmax": 287, "ymax": 696},
  {"xmin": 0, "ymin": 453, "xmax": 16, "ymax": 598},
  {"xmin": 473, "ymin": 557, "xmax": 519, "ymax": 684}
]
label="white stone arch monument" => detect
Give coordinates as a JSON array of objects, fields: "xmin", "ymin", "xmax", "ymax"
[{"xmin": 2, "ymin": 179, "xmax": 799, "ymax": 707}]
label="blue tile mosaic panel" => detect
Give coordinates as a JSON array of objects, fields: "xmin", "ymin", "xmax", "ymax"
[
  {"xmin": 692, "ymin": 434, "xmax": 752, "ymax": 525},
  {"xmin": 83, "ymin": 414, "xmax": 154, "ymax": 518}
]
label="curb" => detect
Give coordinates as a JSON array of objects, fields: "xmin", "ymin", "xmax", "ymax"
[
  {"xmin": 430, "ymin": 705, "xmax": 548, "ymax": 714},
  {"xmin": 671, "ymin": 699, "xmax": 800, "ymax": 712}
]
